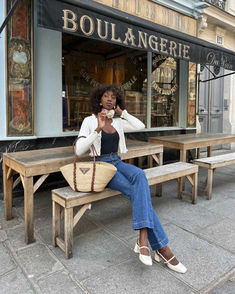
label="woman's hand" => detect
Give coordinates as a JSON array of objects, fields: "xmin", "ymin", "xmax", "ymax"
[
  {"xmin": 95, "ymin": 112, "xmax": 106, "ymax": 133},
  {"xmin": 115, "ymin": 105, "xmax": 123, "ymax": 116}
]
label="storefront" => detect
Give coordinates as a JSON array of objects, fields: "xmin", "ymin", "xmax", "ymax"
[{"xmin": 0, "ymin": 0, "xmax": 235, "ymax": 195}]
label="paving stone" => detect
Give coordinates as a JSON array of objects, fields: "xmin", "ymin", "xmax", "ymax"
[
  {"xmin": 37, "ymin": 270, "xmax": 84, "ymax": 294},
  {"xmin": 0, "ymin": 243, "xmax": 16, "ymax": 276},
  {"xmin": 198, "ymin": 218, "xmax": 235, "ymax": 253},
  {"xmin": 205, "ymin": 198, "xmax": 235, "ymax": 220},
  {"xmin": 0, "ymin": 229, "xmax": 7, "ymax": 242},
  {"xmin": 163, "ymin": 224, "xmax": 235, "ymax": 290},
  {"xmin": 211, "ymin": 279, "xmax": 235, "ymax": 294},
  {"xmin": 0, "ymin": 268, "xmax": 35, "ymax": 294},
  {"xmin": 53, "ymin": 228, "xmax": 133, "ymax": 282},
  {"xmin": 0, "ymin": 215, "xmax": 23, "ymax": 230},
  {"xmin": 151, "ymin": 196, "xmax": 223, "ymax": 233},
  {"xmin": 17, "ymin": 243, "xmax": 64, "ymax": 279},
  {"xmin": 82, "ymin": 258, "xmax": 194, "ymax": 294},
  {"xmin": 6, "ymin": 226, "xmax": 29, "ymax": 251}
]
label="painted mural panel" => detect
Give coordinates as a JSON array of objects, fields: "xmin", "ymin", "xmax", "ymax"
[{"xmin": 6, "ymin": 0, "xmax": 33, "ymax": 136}]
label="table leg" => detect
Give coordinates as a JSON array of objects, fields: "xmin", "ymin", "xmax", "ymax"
[
  {"xmin": 207, "ymin": 146, "xmax": 212, "ymax": 157},
  {"xmin": 180, "ymin": 150, "xmax": 186, "ymax": 162},
  {"xmin": 196, "ymin": 148, "xmax": 200, "ymax": 159},
  {"xmin": 3, "ymin": 162, "xmax": 13, "ymax": 220},
  {"xmin": 180, "ymin": 150, "xmax": 187, "ymax": 188},
  {"xmin": 24, "ymin": 176, "xmax": 34, "ymax": 244}
]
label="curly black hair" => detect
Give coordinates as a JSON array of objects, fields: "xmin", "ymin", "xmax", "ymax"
[{"xmin": 90, "ymin": 84, "xmax": 125, "ymax": 115}]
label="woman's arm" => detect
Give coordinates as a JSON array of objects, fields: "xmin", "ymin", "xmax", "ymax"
[
  {"xmin": 120, "ymin": 110, "xmax": 145, "ymax": 132},
  {"xmin": 75, "ymin": 117, "xmax": 99, "ymax": 156}
]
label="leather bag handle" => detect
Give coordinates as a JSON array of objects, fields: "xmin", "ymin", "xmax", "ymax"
[{"xmin": 73, "ymin": 136, "xmax": 99, "ymax": 192}]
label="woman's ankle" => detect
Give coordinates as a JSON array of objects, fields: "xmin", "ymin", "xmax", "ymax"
[{"xmin": 157, "ymin": 246, "xmax": 179, "ymax": 265}]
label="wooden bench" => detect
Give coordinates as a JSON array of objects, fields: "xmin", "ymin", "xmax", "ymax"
[
  {"xmin": 52, "ymin": 162, "xmax": 198, "ymax": 258},
  {"xmin": 194, "ymin": 152, "xmax": 235, "ymax": 200}
]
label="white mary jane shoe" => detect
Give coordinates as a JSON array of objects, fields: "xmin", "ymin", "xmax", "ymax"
[
  {"xmin": 134, "ymin": 242, "xmax": 152, "ymax": 266},
  {"xmin": 154, "ymin": 251, "xmax": 187, "ymax": 274}
]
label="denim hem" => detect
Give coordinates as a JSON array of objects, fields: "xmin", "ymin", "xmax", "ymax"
[
  {"xmin": 149, "ymin": 236, "xmax": 169, "ymax": 251},
  {"xmin": 133, "ymin": 221, "xmax": 154, "ymax": 230}
]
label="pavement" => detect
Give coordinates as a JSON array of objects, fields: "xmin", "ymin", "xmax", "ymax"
[{"xmin": 0, "ymin": 149, "xmax": 235, "ymax": 294}]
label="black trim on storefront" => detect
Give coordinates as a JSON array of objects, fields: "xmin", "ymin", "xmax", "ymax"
[{"xmin": 37, "ymin": 0, "xmax": 235, "ymax": 70}]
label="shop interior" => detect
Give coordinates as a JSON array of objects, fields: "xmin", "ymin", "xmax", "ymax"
[{"xmin": 62, "ymin": 34, "xmax": 182, "ymax": 131}]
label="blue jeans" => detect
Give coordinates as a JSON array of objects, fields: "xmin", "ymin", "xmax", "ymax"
[{"xmin": 99, "ymin": 153, "xmax": 169, "ymax": 250}]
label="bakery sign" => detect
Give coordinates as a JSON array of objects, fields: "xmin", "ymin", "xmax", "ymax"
[{"xmin": 37, "ymin": 0, "xmax": 235, "ymax": 70}]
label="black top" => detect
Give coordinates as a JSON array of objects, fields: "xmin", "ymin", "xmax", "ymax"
[{"xmin": 101, "ymin": 130, "xmax": 119, "ymax": 155}]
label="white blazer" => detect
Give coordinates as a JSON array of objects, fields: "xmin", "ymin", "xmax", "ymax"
[{"xmin": 75, "ymin": 110, "xmax": 145, "ymax": 156}]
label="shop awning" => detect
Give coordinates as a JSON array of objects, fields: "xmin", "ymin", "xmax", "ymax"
[{"xmin": 37, "ymin": 0, "xmax": 235, "ymax": 71}]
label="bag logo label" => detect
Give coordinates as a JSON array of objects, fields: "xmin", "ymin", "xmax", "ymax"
[{"xmin": 79, "ymin": 167, "xmax": 90, "ymax": 174}]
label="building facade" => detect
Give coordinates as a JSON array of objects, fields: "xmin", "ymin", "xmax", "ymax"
[
  {"xmin": 0, "ymin": 0, "xmax": 234, "ymax": 196},
  {"xmin": 197, "ymin": 0, "xmax": 235, "ymax": 145}
]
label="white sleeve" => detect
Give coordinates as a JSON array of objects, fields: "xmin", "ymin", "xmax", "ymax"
[
  {"xmin": 120, "ymin": 110, "xmax": 145, "ymax": 132},
  {"xmin": 75, "ymin": 117, "xmax": 99, "ymax": 156}
]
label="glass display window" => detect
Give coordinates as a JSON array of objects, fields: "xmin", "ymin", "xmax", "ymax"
[
  {"xmin": 62, "ymin": 35, "xmax": 147, "ymax": 131},
  {"xmin": 151, "ymin": 55, "xmax": 179, "ymax": 127}
]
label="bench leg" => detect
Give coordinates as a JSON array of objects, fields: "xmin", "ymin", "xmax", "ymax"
[
  {"xmin": 52, "ymin": 200, "xmax": 61, "ymax": 247},
  {"xmin": 178, "ymin": 177, "xmax": 183, "ymax": 200},
  {"xmin": 207, "ymin": 169, "xmax": 214, "ymax": 200},
  {"xmin": 192, "ymin": 172, "xmax": 198, "ymax": 204},
  {"xmin": 64, "ymin": 207, "xmax": 73, "ymax": 259}
]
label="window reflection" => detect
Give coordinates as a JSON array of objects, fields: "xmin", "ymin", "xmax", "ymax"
[{"xmin": 151, "ymin": 55, "xmax": 179, "ymax": 127}]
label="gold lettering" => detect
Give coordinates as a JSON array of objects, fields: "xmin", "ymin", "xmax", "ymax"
[
  {"xmin": 138, "ymin": 31, "xmax": 148, "ymax": 49},
  {"xmin": 62, "ymin": 9, "xmax": 77, "ymax": 32},
  {"xmin": 111, "ymin": 23, "xmax": 122, "ymax": 43},
  {"xmin": 123, "ymin": 28, "xmax": 136, "ymax": 46},
  {"xmin": 169, "ymin": 41, "xmax": 177, "ymax": 57},
  {"xmin": 178, "ymin": 43, "xmax": 182, "ymax": 58},
  {"xmin": 183, "ymin": 45, "xmax": 190, "ymax": 59},
  {"xmin": 149, "ymin": 35, "xmax": 159, "ymax": 52},
  {"xmin": 80, "ymin": 15, "xmax": 94, "ymax": 36},
  {"xmin": 160, "ymin": 38, "xmax": 168, "ymax": 54},
  {"xmin": 97, "ymin": 18, "xmax": 109, "ymax": 40}
]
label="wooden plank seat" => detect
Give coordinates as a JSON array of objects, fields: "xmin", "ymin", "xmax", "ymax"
[
  {"xmin": 52, "ymin": 162, "xmax": 198, "ymax": 258},
  {"xmin": 194, "ymin": 152, "xmax": 235, "ymax": 200}
]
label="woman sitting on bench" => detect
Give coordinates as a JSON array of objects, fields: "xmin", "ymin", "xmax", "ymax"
[{"xmin": 75, "ymin": 84, "xmax": 187, "ymax": 273}]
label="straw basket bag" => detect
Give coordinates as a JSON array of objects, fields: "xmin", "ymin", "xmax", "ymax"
[{"xmin": 60, "ymin": 137, "xmax": 117, "ymax": 192}]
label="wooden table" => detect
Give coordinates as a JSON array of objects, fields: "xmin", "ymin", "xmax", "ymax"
[
  {"xmin": 148, "ymin": 133, "xmax": 235, "ymax": 162},
  {"xmin": 3, "ymin": 140, "xmax": 163, "ymax": 244}
]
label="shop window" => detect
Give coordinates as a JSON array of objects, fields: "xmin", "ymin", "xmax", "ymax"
[
  {"xmin": 187, "ymin": 62, "xmax": 197, "ymax": 127},
  {"xmin": 62, "ymin": 35, "xmax": 147, "ymax": 131},
  {"xmin": 151, "ymin": 55, "xmax": 179, "ymax": 127}
]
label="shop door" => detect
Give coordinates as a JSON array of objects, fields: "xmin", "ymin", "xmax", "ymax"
[{"xmin": 199, "ymin": 66, "xmax": 224, "ymax": 149}]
